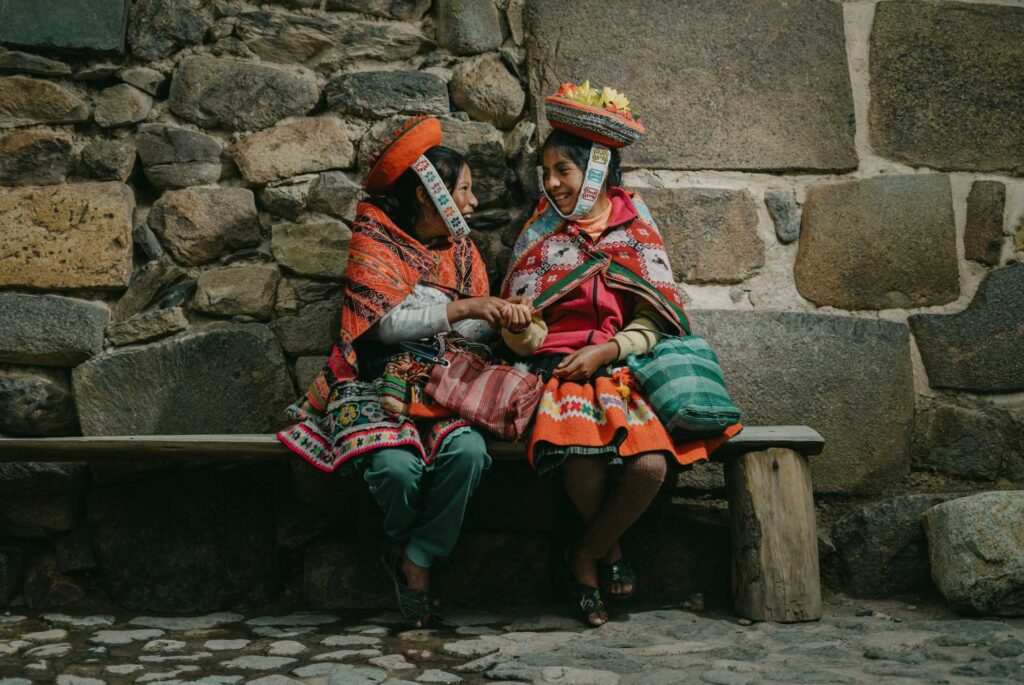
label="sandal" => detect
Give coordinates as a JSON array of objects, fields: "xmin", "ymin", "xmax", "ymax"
[
  {"xmin": 570, "ymin": 582, "xmax": 608, "ymax": 628},
  {"xmin": 564, "ymin": 547, "xmax": 607, "ymax": 627},
  {"xmin": 598, "ymin": 556, "xmax": 637, "ymax": 600},
  {"xmin": 380, "ymin": 547, "xmax": 433, "ymax": 627}
]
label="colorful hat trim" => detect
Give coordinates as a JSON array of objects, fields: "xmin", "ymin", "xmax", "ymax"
[
  {"xmin": 543, "ymin": 143, "xmax": 612, "ymax": 221},
  {"xmin": 409, "ymin": 155, "xmax": 471, "ymax": 238},
  {"xmin": 364, "ymin": 115, "xmax": 443, "ymax": 194},
  {"xmin": 544, "ymin": 80, "xmax": 645, "ymax": 148}
]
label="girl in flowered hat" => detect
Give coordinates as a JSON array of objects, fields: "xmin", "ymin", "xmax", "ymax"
[{"xmin": 500, "ymin": 83, "xmax": 741, "ymax": 626}]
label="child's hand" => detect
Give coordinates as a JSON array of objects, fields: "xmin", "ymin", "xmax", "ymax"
[
  {"xmin": 500, "ymin": 296, "xmax": 533, "ymax": 333},
  {"xmin": 554, "ymin": 342, "xmax": 619, "ymax": 382}
]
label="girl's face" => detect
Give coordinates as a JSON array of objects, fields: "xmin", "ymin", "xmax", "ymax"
[
  {"xmin": 416, "ymin": 163, "xmax": 477, "ymax": 240},
  {"xmin": 542, "ymin": 146, "xmax": 583, "ymax": 215}
]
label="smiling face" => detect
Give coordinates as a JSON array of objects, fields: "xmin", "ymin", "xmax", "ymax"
[
  {"xmin": 415, "ymin": 163, "xmax": 477, "ymax": 241},
  {"xmin": 541, "ymin": 146, "xmax": 584, "ymax": 215}
]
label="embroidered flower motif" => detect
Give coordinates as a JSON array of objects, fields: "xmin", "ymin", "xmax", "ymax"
[{"xmin": 337, "ymin": 404, "xmax": 359, "ymax": 427}]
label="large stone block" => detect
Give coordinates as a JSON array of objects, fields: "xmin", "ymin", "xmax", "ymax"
[
  {"xmin": 0, "ymin": 0, "xmax": 129, "ymax": 53},
  {"xmin": 795, "ymin": 175, "xmax": 958, "ymax": 310},
  {"xmin": 0, "ymin": 129, "xmax": 72, "ymax": 186},
  {"xmin": 192, "ymin": 264, "xmax": 281, "ymax": 320},
  {"xmin": 964, "ymin": 181, "xmax": 1006, "ymax": 266},
  {"xmin": 148, "ymin": 187, "xmax": 260, "ymax": 266},
  {"xmin": 72, "ymin": 324, "xmax": 295, "ymax": 435},
  {"xmin": 910, "ymin": 264, "xmax": 1024, "ymax": 393},
  {"xmin": 641, "ymin": 187, "xmax": 763, "ymax": 284},
  {"xmin": 438, "ymin": 118, "xmax": 509, "ymax": 209},
  {"xmin": 436, "ymin": 0, "xmax": 502, "ymax": 55},
  {"xmin": 870, "ymin": 1, "xmax": 1024, "ymax": 174},
  {"xmin": 0, "ymin": 50, "xmax": 71, "ymax": 77},
  {"xmin": 93, "ymin": 83, "xmax": 153, "ymax": 128},
  {"xmin": 912, "ymin": 396, "xmax": 1021, "ymax": 482},
  {"xmin": 0, "ymin": 76, "xmax": 89, "ymax": 128},
  {"xmin": 0, "ymin": 365, "xmax": 78, "ymax": 437},
  {"xmin": 271, "ymin": 219, "xmax": 351, "ymax": 279},
  {"xmin": 128, "ymin": 0, "xmax": 211, "ymax": 61},
  {"xmin": 325, "ymin": 70, "xmax": 448, "ymax": 119},
  {"xmin": 307, "ymin": 171, "xmax": 362, "ymax": 222},
  {"xmin": 78, "ymin": 138, "xmax": 137, "ymax": 182},
  {"xmin": 0, "ymin": 294, "xmax": 108, "ymax": 366},
  {"xmin": 0, "ymin": 182, "xmax": 134, "ymax": 290},
  {"xmin": 526, "ymin": 0, "xmax": 856, "ymax": 171},
  {"xmin": 137, "ymin": 123, "xmax": 222, "ymax": 190},
  {"xmin": 925, "ymin": 492, "xmax": 1024, "ymax": 616},
  {"xmin": 169, "ymin": 55, "xmax": 319, "ymax": 131},
  {"xmin": 270, "ymin": 300, "xmax": 339, "ymax": 356},
  {"xmin": 829, "ymin": 494, "xmax": 957, "ymax": 598},
  {"xmin": 90, "ymin": 466, "xmax": 282, "ymax": 612},
  {"xmin": 0, "ymin": 463, "xmax": 87, "ymax": 538},
  {"xmin": 689, "ymin": 310, "xmax": 914, "ymax": 494},
  {"xmin": 450, "ymin": 55, "xmax": 527, "ymax": 130},
  {"xmin": 232, "ymin": 118, "xmax": 355, "ymax": 185}
]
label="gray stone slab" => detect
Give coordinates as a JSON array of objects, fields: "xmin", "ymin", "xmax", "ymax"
[
  {"xmin": 641, "ymin": 187, "xmax": 763, "ymax": 284},
  {"xmin": 168, "ymin": 55, "xmax": 319, "ymax": 132},
  {"xmin": 910, "ymin": 263, "xmax": 1024, "ymax": 393},
  {"xmin": 925, "ymin": 492, "xmax": 1024, "ymax": 615},
  {"xmin": 0, "ymin": 294, "xmax": 108, "ymax": 366},
  {"xmin": 964, "ymin": 180, "xmax": 1006, "ymax": 266},
  {"xmin": 526, "ymin": 0, "xmax": 856, "ymax": 171},
  {"xmin": 689, "ymin": 310, "xmax": 914, "ymax": 494},
  {"xmin": 325, "ymin": 71, "xmax": 448, "ymax": 119},
  {"xmin": 870, "ymin": 1, "xmax": 1024, "ymax": 174},
  {"xmin": 436, "ymin": 0, "xmax": 502, "ymax": 55},
  {"xmin": 72, "ymin": 324, "xmax": 295, "ymax": 435},
  {"xmin": 828, "ymin": 494, "xmax": 958, "ymax": 598},
  {"xmin": 0, "ymin": 0, "xmax": 129, "ymax": 53},
  {"xmin": 795, "ymin": 174, "xmax": 958, "ymax": 310},
  {"xmin": 911, "ymin": 395, "xmax": 1020, "ymax": 481},
  {"xmin": 0, "ymin": 365, "xmax": 78, "ymax": 437}
]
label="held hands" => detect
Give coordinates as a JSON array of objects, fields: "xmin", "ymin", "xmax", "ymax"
[
  {"xmin": 554, "ymin": 342, "xmax": 619, "ymax": 382},
  {"xmin": 452, "ymin": 296, "xmax": 533, "ymax": 330}
]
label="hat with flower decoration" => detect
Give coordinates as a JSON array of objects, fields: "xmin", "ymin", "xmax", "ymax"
[
  {"xmin": 544, "ymin": 80, "xmax": 645, "ymax": 148},
  {"xmin": 363, "ymin": 114, "xmax": 470, "ymax": 238}
]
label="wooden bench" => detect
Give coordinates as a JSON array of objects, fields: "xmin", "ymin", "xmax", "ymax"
[{"xmin": 0, "ymin": 425, "xmax": 824, "ymax": 623}]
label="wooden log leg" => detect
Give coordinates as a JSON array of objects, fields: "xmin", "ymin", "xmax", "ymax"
[{"xmin": 725, "ymin": 447, "xmax": 821, "ymax": 622}]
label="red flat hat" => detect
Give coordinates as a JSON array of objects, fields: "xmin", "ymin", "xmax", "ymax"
[{"xmin": 364, "ymin": 115, "xmax": 443, "ymax": 194}]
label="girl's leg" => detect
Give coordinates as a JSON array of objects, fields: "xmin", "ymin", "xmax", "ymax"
[
  {"xmin": 406, "ymin": 428, "xmax": 491, "ymax": 568},
  {"xmin": 364, "ymin": 447, "xmax": 429, "ymax": 593},
  {"xmin": 563, "ymin": 454, "xmax": 610, "ymax": 626},
  {"xmin": 580, "ymin": 452, "xmax": 667, "ymax": 595}
]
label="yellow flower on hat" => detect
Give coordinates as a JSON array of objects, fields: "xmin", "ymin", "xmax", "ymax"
[{"xmin": 557, "ymin": 80, "xmax": 633, "ymax": 115}]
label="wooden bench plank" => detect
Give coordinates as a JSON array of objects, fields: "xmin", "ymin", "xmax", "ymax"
[{"xmin": 0, "ymin": 426, "xmax": 823, "ymax": 463}]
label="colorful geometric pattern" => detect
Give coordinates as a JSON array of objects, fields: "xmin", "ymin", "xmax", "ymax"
[{"xmin": 502, "ymin": 190, "xmax": 690, "ymax": 334}]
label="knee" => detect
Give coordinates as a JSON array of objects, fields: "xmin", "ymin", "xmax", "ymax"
[
  {"xmin": 629, "ymin": 453, "xmax": 668, "ymax": 488},
  {"xmin": 439, "ymin": 430, "xmax": 491, "ymax": 475},
  {"xmin": 366, "ymin": 449, "xmax": 423, "ymax": 492}
]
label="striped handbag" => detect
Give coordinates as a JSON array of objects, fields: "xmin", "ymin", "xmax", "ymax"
[{"xmin": 626, "ymin": 333, "xmax": 742, "ymax": 437}]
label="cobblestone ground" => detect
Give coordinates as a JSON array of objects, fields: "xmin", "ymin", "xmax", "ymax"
[{"xmin": 2, "ymin": 597, "xmax": 1023, "ymax": 685}]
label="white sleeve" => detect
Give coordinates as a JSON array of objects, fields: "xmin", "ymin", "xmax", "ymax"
[{"xmin": 374, "ymin": 285, "xmax": 453, "ymax": 344}]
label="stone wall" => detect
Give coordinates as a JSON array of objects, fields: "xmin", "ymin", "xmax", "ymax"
[{"xmin": 0, "ymin": 0, "xmax": 1022, "ymax": 612}]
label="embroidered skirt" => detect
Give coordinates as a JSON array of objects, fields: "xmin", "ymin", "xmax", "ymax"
[
  {"xmin": 526, "ymin": 359, "xmax": 740, "ymax": 478},
  {"xmin": 277, "ymin": 380, "xmax": 471, "ymax": 474}
]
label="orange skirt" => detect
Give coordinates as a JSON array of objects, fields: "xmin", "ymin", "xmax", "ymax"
[{"xmin": 528, "ymin": 367, "xmax": 741, "ymax": 470}]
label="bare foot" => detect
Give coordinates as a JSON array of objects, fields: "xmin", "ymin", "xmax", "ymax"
[
  {"xmin": 601, "ymin": 543, "xmax": 633, "ymax": 597},
  {"xmin": 572, "ymin": 550, "xmax": 607, "ymax": 626}
]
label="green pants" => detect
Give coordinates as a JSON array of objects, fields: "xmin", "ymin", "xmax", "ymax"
[{"xmin": 363, "ymin": 428, "xmax": 491, "ymax": 568}]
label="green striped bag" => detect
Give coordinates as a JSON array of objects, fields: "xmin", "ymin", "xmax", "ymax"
[{"xmin": 626, "ymin": 334, "xmax": 741, "ymax": 436}]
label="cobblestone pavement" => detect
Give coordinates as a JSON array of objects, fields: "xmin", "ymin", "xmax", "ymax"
[{"xmin": 2, "ymin": 597, "xmax": 1023, "ymax": 685}]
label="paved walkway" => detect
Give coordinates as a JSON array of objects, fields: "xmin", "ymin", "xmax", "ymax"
[{"xmin": 2, "ymin": 597, "xmax": 1023, "ymax": 685}]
